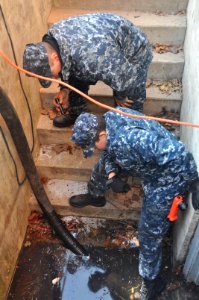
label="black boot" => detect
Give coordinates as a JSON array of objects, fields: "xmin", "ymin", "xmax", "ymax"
[
  {"xmin": 53, "ymin": 115, "xmax": 75, "ymax": 128},
  {"xmin": 135, "ymin": 276, "xmax": 166, "ymax": 300},
  {"xmin": 69, "ymin": 193, "xmax": 106, "ymax": 208}
]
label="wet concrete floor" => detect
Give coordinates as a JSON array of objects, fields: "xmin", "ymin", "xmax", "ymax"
[{"xmin": 7, "ymin": 215, "xmax": 199, "ymax": 300}]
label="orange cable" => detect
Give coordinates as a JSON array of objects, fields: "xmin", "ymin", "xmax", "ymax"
[{"xmin": 0, "ymin": 49, "xmax": 199, "ymax": 128}]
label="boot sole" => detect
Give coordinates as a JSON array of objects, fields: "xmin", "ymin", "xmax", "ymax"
[{"xmin": 69, "ymin": 201, "xmax": 106, "ymax": 208}]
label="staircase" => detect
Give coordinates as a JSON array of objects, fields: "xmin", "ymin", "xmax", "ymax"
[{"xmin": 29, "ymin": 0, "xmax": 188, "ymax": 220}]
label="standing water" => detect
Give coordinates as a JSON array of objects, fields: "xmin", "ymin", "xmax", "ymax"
[{"xmin": 7, "ymin": 215, "xmax": 199, "ymax": 300}]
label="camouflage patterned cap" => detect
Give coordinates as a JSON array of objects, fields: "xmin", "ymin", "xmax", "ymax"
[
  {"xmin": 23, "ymin": 43, "xmax": 52, "ymax": 88},
  {"xmin": 71, "ymin": 113, "xmax": 99, "ymax": 158}
]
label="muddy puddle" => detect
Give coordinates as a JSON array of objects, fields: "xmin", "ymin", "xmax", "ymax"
[{"xmin": 7, "ymin": 214, "xmax": 199, "ymax": 300}]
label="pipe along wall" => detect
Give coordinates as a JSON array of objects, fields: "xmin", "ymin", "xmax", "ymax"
[{"xmin": 0, "ymin": 87, "xmax": 88, "ymax": 256}]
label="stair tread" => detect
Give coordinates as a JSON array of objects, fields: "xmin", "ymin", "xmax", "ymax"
[
  {"xmin": 29, "ymin": 179, "xmax": 142, "ymax": 220},
  {"xmin": 48, "ymin": 9, "xmax": 186, "ymax": 29}
]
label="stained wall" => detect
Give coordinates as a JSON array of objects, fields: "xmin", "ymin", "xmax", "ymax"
[{"xmin": 0, "ymin": 1, "xmax": 52, "ymax": 298}]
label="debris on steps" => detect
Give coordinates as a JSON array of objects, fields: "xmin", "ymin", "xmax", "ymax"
[{"xmin": 25, "ymin": 211, "xmax": 140, "ymax": 249}]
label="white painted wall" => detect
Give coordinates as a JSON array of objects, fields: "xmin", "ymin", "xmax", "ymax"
[{"xmin": 173, "ymin": 0, "xmax": 199, "ymax": 263}]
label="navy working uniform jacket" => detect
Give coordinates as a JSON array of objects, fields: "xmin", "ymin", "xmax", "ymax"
[{"xmin": 46, "ymin": 13, "xmax": 152, "ymax": 113}]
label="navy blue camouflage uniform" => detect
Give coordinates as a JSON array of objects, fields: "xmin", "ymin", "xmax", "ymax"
[
  {"xmin": 45, "ymin": 13, "xmax": 152, "ymax": 114},
  {"xmin": 72, "ymin": 107, "xmax": 198, "ymax": 280}
]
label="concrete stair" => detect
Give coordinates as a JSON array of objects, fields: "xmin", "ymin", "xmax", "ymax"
[
  {"xmin": 29, "ymin": 178, "xmax": 142, "ymax": 220},
  {"xmin": 36, "ymin": 143, "xmax": 100, "ymax": 182},
  {"xmin": 31, "ymin": 0, "xmax": 188, "ymax": 220}
]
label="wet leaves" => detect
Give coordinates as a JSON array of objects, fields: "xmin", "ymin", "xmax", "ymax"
[
  {"xmin": 102, "ymin": 222, "xmax": 139, "ymax": 250},
  {"xmin": 27, "ymin": 211, "xmax": 58, "ymax": 243},
  {"xmin": 176, "ymin": 10, "xmax": 186, "ymax": 15},
  {"xmin": 156, "ymin": 79, "xmax": 182, "ymax": 94},
  {"xmin": 153, "ymin": 43, "xmax": 183, "ymax": 54},
  {"xmin": 48, "ymin": 108, "xmax": 57, "ymax": 120},
  {"xmin": 41, "ymin": 106, "xmax": 70, "ymax": 121},
  {"xmin": 154, "ymin": 10, "xmax": 185, "ymax": 16},
  {"xmin": 26, "ymin": 213, "xmax": 139, "ymax": 251},
  {"xmin": 52, "ymin": 143, "xmax": 73, "ymax": 155},
  {"xmin": 28, "ymin": 211, "xmax": 42, "ymax": 222},
  {"xmin": 146, "ymin": 79, "xmax": 153, "ymax": 88},
  {"xmin": 41, "ymin": 107, "xmax": 63, "ymax": 120},
  {"xmin": 154, "ymin": 11, "xmax": 167, "ymax": 16},
  {"xmin": 40, "ymin": 176, "xmax": 49, "ymax": 184},
  {"xmin": 41, "ymin": 109, "xmax": 48, "ymax": 115},
  {"xmin": 66, "ymin": 218, "xmax": 82, "ymax": 231},
  {"xmin": 146, "ymin": 79, "xmax": 182, "ymax": 95}
]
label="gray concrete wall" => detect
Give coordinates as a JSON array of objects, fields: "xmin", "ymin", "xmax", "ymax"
[
  {"xmin": 0, "ymin": 1, "xmax": 52, "ymax": 299},
  {"xmin": 173, "ymin": 0, "xmax": 199, "ymax": 263}
]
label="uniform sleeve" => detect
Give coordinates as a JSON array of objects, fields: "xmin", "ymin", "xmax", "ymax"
[{"xmin": 102, "ymin": 150, "xmax": 119, "ymax": 175}]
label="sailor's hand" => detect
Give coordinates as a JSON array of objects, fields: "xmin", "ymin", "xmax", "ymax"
[
  {"xmin": 53, "ymin": 88, "xmax": 70, "ymax": 112},
  {"xmin": 115, "ymin": 97, "xmax": 134, "ymax": 108}
]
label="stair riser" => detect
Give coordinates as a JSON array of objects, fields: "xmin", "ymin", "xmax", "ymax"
[
  {"xmin": 29, "ymin": 200, "xmax": 141, "ymax": 220},
  {"xmin": 149, "ymin": 60, "xmax": 184, "ymax": 81},
  {"xmin": 53, "ymin": 0, "xmax": 188, "ymax": 14},
  {"xmin": 139, "ymin": 27, "xmax": 185, "ymax": 46},
  {"xmin": 37, "ymin": 129, "xmax": 72, "ymax": 145},
  {"xmin": 144, "ymin": 99, "xmax": 181, "ymax": 115},
  {"xmin": 37, "ymin": 166, "xmax": 92, "ymax": 182}
]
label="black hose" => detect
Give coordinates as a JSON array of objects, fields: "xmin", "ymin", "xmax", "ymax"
[{"xmin": 0, "ymin": 87, "xmax": 88, "ymax": 256}]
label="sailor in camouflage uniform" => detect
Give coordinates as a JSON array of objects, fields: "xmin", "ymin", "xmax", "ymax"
[
  {"xmin": 23, "ymin": 13, "xmax": 152, "ymax": 126},
  {"xmin": 70, "ymin": 107, "xmax": 199, "ymax": 299}
]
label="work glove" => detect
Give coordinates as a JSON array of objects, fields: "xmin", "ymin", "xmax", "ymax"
[
  {"xmin": 106, "ymin": 175, "xmax": 131, "ymax": 193},
  {"xmin": 190, "ymin": 178, "xmax": 199, "ymax": 210}
]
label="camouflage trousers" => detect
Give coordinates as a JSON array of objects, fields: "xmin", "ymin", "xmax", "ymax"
[
  {"xmin": 67, "ymin": 76, "xmax": 90, "ymax": 118},
  {"xmin": 67, "ymin": 44, "xmax": 152, "ymax": 116},
  {"xmin": 113, "ymin": 43, "xmax": 153, "ymax": 112},
  {"xmin": 87, "ymin": 152, "xmax": 197, "ymax": 280},
  {"xmin": 68, "ymin": 73, "xmax": 148, "ymax": 117}
]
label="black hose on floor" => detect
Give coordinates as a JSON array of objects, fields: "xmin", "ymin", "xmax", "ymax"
[{"xmin": 0, "ymin": 87, "xmax": 88, "ymax": 256}]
